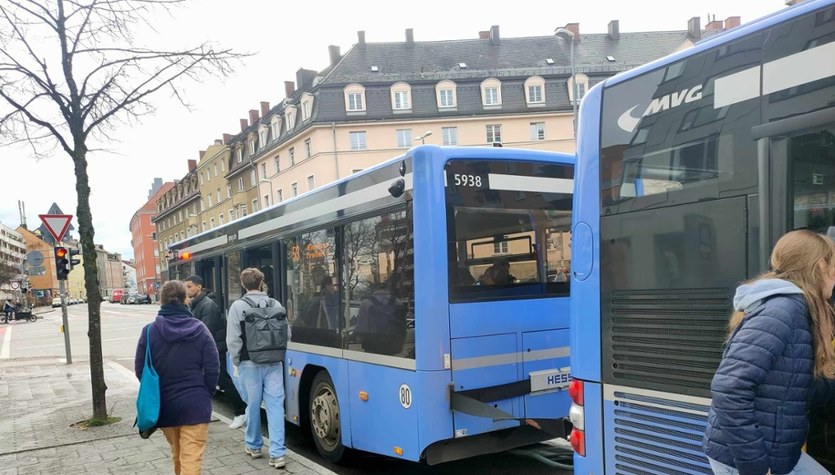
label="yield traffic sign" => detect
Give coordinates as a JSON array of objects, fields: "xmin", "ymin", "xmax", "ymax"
[{"xmin": 38, "ymin": 214, "xmax": 73, "ymax": 242}]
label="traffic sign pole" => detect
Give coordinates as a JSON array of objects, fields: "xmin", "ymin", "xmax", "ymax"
[{"xmin": 59, "ymin": 279, "xmax": 72, "ymax": 364}]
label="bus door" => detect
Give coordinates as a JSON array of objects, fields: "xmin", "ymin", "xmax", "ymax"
[{"xmin": 445, "ymin": 159, "xmax": 573, "ymax": 439}]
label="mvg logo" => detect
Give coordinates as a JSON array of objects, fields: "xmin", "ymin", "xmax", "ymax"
[{"xmin": 617, "ymin": 85, "xmax": 704, "ymax": 133}]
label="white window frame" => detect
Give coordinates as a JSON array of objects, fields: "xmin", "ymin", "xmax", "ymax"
[
  {"xmin": 301, "ymin": 93, "xmax": 314, "ymax": 121},
  {"xmin": 344, "ymin": 84, "xmax": 366, "ymax": 112},
  {"xmin": 285, "ymin": 106, "xmax": 297, "ymax": 131},
  {"xmin": 291, "ymin": 182, "xmax": 298, "ymax": 197},
  {"xmin": 264, "ymin": 195, "xmax": 270, "ymax": 208},
  {"xmin": 238, "ymin": 177, "xmax": 244, "ymax": 191},
  {"xmin": 213, "ymin": 163, "xmax": 218, "ymax": 177},
  {"xmin": 259, "ymin": 126, "xmax": 268, "ymax": 146},
  {"xmin": 277, "ymin": 189, "xmax": 283, "ymax": 203},
  {"xmin": 289, "ymin": 147, "xmax": 295, "ymax": 166},
  {"xmin": 249, "ymin": 137, "xmax": 257, "ymax": 156},
  {"xmin": 274, "ymin": 156, "xmax": 280, "ymax": 174},
  {"xmin": 390, "ymin": 82, "xmax": 412, "ymax": 111},
  {"xmin": 530, "ymin": 122, "xmax": 545, "ymax": 141},
  {"xmin": 270, "ymin": 118, "xmax": 281, "ymax": 140},
  {"xmin": 396, "ymin": 129, "xmax": 412, "ymax": 148},
  {"xmin": 236, "ymin": 147, "xmax": 243, "ymax": 163},
  {"xmin": 226, "ymin": 184, "xmax": 232, "ymax": 198},
  {"xmin": 525, "ymin": 76, "xmax": 546, "ymax": 105},
  {"xmin": 442, "ymin": 127, "xmax": 458, "ymax": 146},
  {"xmin": 260, "ymin": 163, "xmax": 267, "ymax": 179},
  {"xmin": 568, "ymin": 73, "xmax": 590, "ymax": 105},
  {"xmin": 436, "ymin": 80, "xmax": 457, "ymax": 108},
  {"xmin": 493, "ymin": 241, "xmax": 509, "ymax": 254},
  {"xmin": 350, "ymin": 131, "xmax": 367, "ymax": 150},
  {"xmin": 486, "ymin": 124, "xmax": 502, "ymax": 144},
  {"xmin": 481, "ymin": 78, "xmax": 502, "ymax": 107},
  {"xmin": 305, "ymin": 138, "xmax": 312, "ymax": 158},
  {"xmin": 307, "ymin": 175, "xmax": 315, "ymax": 191},
  {"xmin": 216, "ymin": 189, "xmax": 221, "ymax": 204},
  {"xmin": 252, "ymin": 199, "xmax": 258, "ymax": 212}
]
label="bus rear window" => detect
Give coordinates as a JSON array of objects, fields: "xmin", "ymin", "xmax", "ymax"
[{"xmin": 445, "ymin": 159, "xmax": 573, "ymax": 302}]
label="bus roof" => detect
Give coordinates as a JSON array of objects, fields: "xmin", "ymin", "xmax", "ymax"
[{"xmin": 605, "ymin": 0, "xmax": 835, "ymax": 87}]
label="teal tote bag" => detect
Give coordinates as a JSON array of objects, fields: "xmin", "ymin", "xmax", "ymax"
[{"xmin": 135, "ymin": 324, "xmax": 160, "ymax": 436}]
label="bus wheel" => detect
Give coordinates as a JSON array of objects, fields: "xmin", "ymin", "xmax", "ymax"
[{"xmin": 309, "ymin": 371, "xmax": 346, "ymax": 463}]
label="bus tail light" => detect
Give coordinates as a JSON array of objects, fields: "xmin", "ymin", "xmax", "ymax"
[{"xmin": 568, "ymin": 378, "xmax": 586, "ymax": 456}]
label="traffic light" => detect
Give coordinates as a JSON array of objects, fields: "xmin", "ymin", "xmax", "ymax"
[
  {"xmin": 69, "ymin": 248, "xmax": 81, "ymax": 269},
  {"xmin": 55, "ymin": 246, "xmax": 70, "ymax": 280}
]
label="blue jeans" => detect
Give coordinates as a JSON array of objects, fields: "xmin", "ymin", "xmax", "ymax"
[
  {"xmin": 238, "ymin": 361, "xmax": 286, "ymax": 458},
  {"xmin": 708, "ymin": 454, "xmax": 829, "ymax": 475}
]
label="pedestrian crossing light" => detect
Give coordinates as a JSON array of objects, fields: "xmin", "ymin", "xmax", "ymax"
[{"xmin": 54, "ymin": 246, "xmax": 70, "ymax": 280}]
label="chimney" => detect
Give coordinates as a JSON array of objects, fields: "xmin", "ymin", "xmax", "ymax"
[
  {"xmin": 357, "ymin": 30, "xmax": 365, "ymax": 47},
  {"xmin": 724, "ymin": 16, "xmax": 741, "ymax": 29},
  {"xmin": 284, "ymin": 80, "xmax": 295, "ymax": 98},
  {"xmin": 214, "ymin": 139, "xmax": 223, "ymax": 145},
  {"xmin": 198, "ymin": 150, "xmax": 206, "ymax": 160},
  {"xmin": 328, "ymin": 45, "xmax": 341, "ymax": 66},
  {"xmin": 249, "ymin": 109, "xmax": 259, "ymax": 126},
  {"xmin": 489, "ymin": 25, "xmax": 500, "ymax": 45},
  {"xmin": 222, "ymin": 133, "xmax": 232, "ymax": 144},
  {"xmin": 688, "ymin": 16, "xmax": 701, "ymax": 39},
  {"xmin": 478, "ymin": 30, "xmax": 489, "ymax": 40},
  {"xmin": 706, "ymin": 19, "xmax": 724, "ymax": 31},
  {"xmin": 565, "ymin": 23, "xmax": 580, "ymax": 42},
  {"xmin": 187, "ymin": 159, "xmax": 197, "ymax": 173},
  {"xmin": 608, "ymin": 20, "xmax": 620, "ymax": 40},
  {"xmin": 296, "ymin": 68, "xmax": 317, "ymax": 90},
  {"xmin": 239, "ymin": 118, "xmax": 248, "ymax": 132},
  {"xmin": 406, "ymin": 28, "xmax": 414, "ymax": 46},
  {"xmin": 260, "ymin": 101, "xmax": 270, "ymax": 118}
]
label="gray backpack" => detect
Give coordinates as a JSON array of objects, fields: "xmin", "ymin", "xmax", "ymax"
[{"xmin": 241, "ymin": 297, "xmax": 288, "ymax": 364}]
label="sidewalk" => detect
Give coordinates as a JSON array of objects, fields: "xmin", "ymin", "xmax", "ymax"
[{"xmin": 0, "ymin": 357, "xmax": 334, "ymax": 475}]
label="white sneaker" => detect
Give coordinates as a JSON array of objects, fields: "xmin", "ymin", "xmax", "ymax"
[{"xmin": 229, "ymin": 414, "xmax": 247, "ymax": 429}]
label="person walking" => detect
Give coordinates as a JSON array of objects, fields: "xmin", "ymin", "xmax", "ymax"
[
  {"xmin": 227, "ymin": 267, "xmax": 288, "ymax": 469},
  {"xmin": 135, "ymin": 280, "xmax": 219, "ymax": 475},
  {"xmin": 3, "ymin": 299, "xmax": 13, "ymax": 322},
  {"xmin": 703, "ymin": 229, "xmax": 835, "ymax": 475},
  {"xmin": 184, "ymin": 275, "xmax": 247, "ymax": 429}
]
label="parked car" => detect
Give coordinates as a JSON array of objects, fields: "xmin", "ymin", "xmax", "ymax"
[
  {"xmin": 52, "ymin": 297, "xmax": 62, "ymax": 308},
  {"xmin": 134, "ymin": 294, "xmax": 152, "ymax": 304}
]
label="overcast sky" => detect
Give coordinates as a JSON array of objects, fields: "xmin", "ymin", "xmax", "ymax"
[{"xmin": 0, "ymin": 0, "xmax": 786, "ymax": 259}]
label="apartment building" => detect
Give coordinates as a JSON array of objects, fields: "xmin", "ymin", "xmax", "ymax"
[
  {"xmin": 0, "ymin": 222, "xmax": 26, "ymax": 301},
  {"xmin": 130, "ymin": 179, "xmax": 175, "ymax": 297}
]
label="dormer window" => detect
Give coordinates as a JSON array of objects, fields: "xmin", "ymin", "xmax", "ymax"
[
  {"xmin": 249, "ymin": 137, "xmax": 257, "ymax": 156},
  {"xmin": 568, "ymin": 73, "xmax": 590, "ymax": 105},
  {"xmin": 236, "ymin": 146, "xmax": 243, "ymax": 163},
  {"xmin": 300, "ymin": 93, "xmax": 314, "ymax": 121},
  {"xmin": 258, "ymin": 126, "xmax": 268, "ymax": 146},
  {"xmin": 390, "ymin": 82, "xmax": 412, "ymax": 112},
  {"xmin": 481, "ymin": 78, "xmax": 502, "ymax": 108},
  {"xmin": 270, "ymin": 117, "xmax": 281, "ymax": 140},
  {"xmin": 435, "ymin": 80, "xmax": 457, "ymax": 109},
  {"xmin": 344, "ymin": 83, "xmax": 366, "ymax": 113},
  {"xmin": 285, "ymin": 106, "xmax": 297, "ymax": 131},
  {"xmin": 525, "ymin": 76, "xmax": 546, "ymax": 106}
]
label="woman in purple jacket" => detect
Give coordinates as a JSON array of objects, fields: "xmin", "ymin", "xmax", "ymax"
[{"xmin": 135, "ymin": 280, "xmax": 219, "ymax": 475}]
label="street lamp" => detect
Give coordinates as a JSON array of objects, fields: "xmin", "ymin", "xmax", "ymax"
[
  {"xmin": 415, "ymin": 130, "xmax": 433, "ymax": 145},
  {"xmin": 554, "ymin": 27, "xmax": 577, "ymax": 138}
]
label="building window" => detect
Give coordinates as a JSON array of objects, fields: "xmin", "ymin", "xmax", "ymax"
[
  {"xmin": 259, "ymin": 127, "xmax": 268, "ymax": 146},
  {"xmin": 271, "ymin": 119, "xmax": 281, "ymax": 140},
  {"xmin": 208, "ymin": 194, "xmax": 213, "ymax": 207},
  {"xmin": 216, "ymin": 189, "xmax": 221, "ymax": 204},
  {"xmin": 286, "ymin": 106, "xmax": 296, "ymax": 130},
  {"xmin": 289, "ymin": 147, "xmax": 295, "ymax": 166},
  {"xmin": 199, "ymin": 173, "xmax": 203, "ymax": 186},
  {"xmin": 305, "ymin": 138, "xmax": 312, "ymax": 158},
  {"xmin": 435, "ymin": 80, "xmax": 457, "ymax": 109},
  {"xmin": 525, "ymin": 76, "xmax": 546, "ymax": 105},
  {"xmin": 229, "ymin": 209, "xmax": 234, "ymax": 221},
  {"xmin": 219, "ymin": 214, "xmax": 224, "ymax": 225},
  {"xmin": 486, "ymin": 124, "xmax": 502, "ymax": 144},
  {"xmin": 350, "ymin": 131, "xmax": 367, "ymax": 150},
  {"xmin": 213, "ymin": 163, "xmax": 218, "ymax": 177},
  {"xmin": 221, "ymin": 159, "xmax": 225, "ymax": 172},
  {"xmin": 210, "ymin": 218, "xmax": 215, "ymax": 229},
  {"xmin": 202, "ymin": 221, "xmax": 207, "ymax": 232},
  {"xmin": 301, "ymin": 94, "xmax": 313, "ymax": 121},
  {"xmin": 238, "ymin": 177, "xmax": 244, "ymax": 191},
  {"xmin": 442, "ymin": 127, "xmax": 458, "ymax": 145},
  {"xmin": 236, "ymin": 147, "xmax": 243, "ymax": 163},
  {"xmin": 307, "ymin": 175, "xmax": 315, "ymax": 190},
  {"xmin": 277, "ymin": 189, "xmax": 283, "ymax": 203},
  {"xmin": 264, "ymin": 195, "xmax": 270, "ymax": 208},
  {"xmin": 396, "ymin": 129, "xmax": 412, "ymax": 148},
  {"xmin": 250, "ymin": 170, "xmax": 256, "ymax": 185},
  {"xmin": 391, "ymin": 82, "xmax": 412, "ymax": 111},
  {"xmin": 292, "ymin": 182, "xmax": 298, "ymax": 197},
  {"xmin": 274, "ymin": 156, "xmax": 280, "ymax": 174},
  {"xmin": 530, "ymin": 122, "xmax": 545, "ymax": 141},
  {"xmin": 569, "ymin": 74, "xmax": 590, "ymax": 105},
  {"xmin": 226, "ymin": 184, "xmax": 232, "ymax": 198},
  {"xmin": 344, "ymin": 84, "xmax": 366, "ymax": 112},
  {"xmin": 493, "ymin": 241, "xmax": 509, "ymax": 254},
  {"xmin": 252, "ymin": 199, "xmax": 258, "ymax": 212},
  {"xmin": 261, "ymin": 163, "xmax": 267, "ymax": 179},
  {"xmin": 481, "ymin": 78, "xmax": 502, "ymax": 107},
  {"xmin": 249, "ymin": 138, "xmax": 257, "ymax": 156}
]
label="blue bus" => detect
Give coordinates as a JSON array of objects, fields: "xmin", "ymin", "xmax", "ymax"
[
  {"xmin": 167, "ymin": 145, "xmax": 575, "ymax": 464},
  {"xmin": 569, "ymin": 1, "xmax": 835, "ymax": 472}
]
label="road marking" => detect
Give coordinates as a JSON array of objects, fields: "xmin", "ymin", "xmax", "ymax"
[{"xmin": 1, "ymin": 326, "xmax": 11, "ymax": 359}]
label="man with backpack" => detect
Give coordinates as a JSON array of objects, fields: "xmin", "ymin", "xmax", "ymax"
[
  {"xmin": 355, "ymin": 275, "xmax": 407, "ymax": 356},
  {"xmin": 226, "ymin": 268, "xmax": 288, "ymax": 469},
  {"xmin": 185, "ymin": 275, "xmax": 247, "ymax": 429}
]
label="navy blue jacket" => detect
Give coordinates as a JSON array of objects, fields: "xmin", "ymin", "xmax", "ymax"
[
  {"xmin": 135, "ymin": 304, "xmax": 219, "ymax": 428},
  {"xmin": 704, "ymin": 279, "xmax": 816, "ymax": 475}
]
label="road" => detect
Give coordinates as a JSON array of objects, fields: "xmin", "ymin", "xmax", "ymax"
[{"xmin": 0, "ymin": 302, "xmax": 573, "ymax": 474}]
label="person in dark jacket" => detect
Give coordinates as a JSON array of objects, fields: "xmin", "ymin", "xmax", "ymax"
[
  {"xmin": 185, "ymin": 275, "xmax": 247, "ymax": 429},
  {"xmin": 704, "ymin": 229, "xmax": 835, "ymax": 475},
  {"xmin": 135, "ymin": 280, "xmax": 218, "ymax": 475}
]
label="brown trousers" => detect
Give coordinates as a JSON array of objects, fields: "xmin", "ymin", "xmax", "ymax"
[{"xmin": 161, "ymin": 423, "xmax": 209, "ymax": 475}]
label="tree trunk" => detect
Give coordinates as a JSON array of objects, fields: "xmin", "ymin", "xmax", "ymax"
[{"xmin": 73, "ymin": 146, "xmax": 108, "ymax": 419}]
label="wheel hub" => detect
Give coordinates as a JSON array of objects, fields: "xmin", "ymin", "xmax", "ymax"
[{"xmin": 311, "ymin": 388, "xmax": 339, "ymax": 447}]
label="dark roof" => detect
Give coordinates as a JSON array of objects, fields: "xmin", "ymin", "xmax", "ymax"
[{"xmin": 320, "ymin": 32, "xmax": 697, "ymax": 85}]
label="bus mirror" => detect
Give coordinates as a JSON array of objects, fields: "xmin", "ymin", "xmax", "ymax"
[
  {"xmin": 389, "ymin": 178, "xmax": 405, "ymax": 198},
  {"xmin": 399, "ymin": 160, "xmax": 406, "ymax": 177}
]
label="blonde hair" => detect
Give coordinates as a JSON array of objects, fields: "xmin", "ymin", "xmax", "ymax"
[
  {"xmin": 729, "ymin": 229, "xmax": 835, "ymax": 377},
  {"xmin": 160, "ymin": 280, "xmax": 187, "ymax": 306},
  {"xmin": 240, "ymin": 267, "xmax": 265, "ymax": 292}
]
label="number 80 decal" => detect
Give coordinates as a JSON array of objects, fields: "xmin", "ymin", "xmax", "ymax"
[{"xmin": 399, "ymin": 384, "xmax": 412, "ymax": 409}]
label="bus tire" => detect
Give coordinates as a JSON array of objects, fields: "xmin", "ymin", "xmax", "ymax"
[{"xmin": 309, "ymin": 371, "xmax": 346, "ymax": 463}]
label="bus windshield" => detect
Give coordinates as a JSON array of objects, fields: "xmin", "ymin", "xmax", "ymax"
[{"xmin": 445, "ymin": 159, "xmax": 573, "ymax": 301}]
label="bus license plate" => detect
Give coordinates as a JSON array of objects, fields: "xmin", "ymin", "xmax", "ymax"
[{"xmin": 530, "ymin": 367, "xmax": 571, "ymax": 393}]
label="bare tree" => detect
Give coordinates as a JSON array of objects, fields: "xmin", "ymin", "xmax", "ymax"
[{"xmin": 0, "ymin": 0, "xmax": 244, "ymax": 419}]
